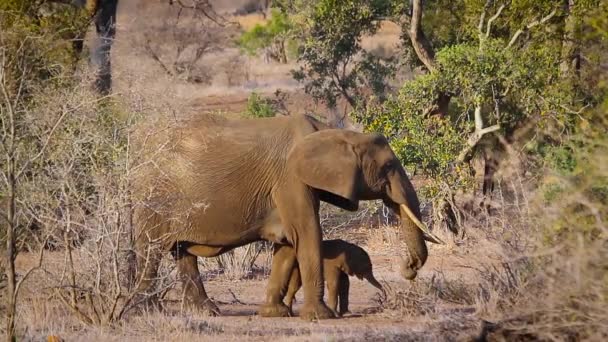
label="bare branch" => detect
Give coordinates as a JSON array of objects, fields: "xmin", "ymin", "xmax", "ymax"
[
  {"xmin": 485, "ymin": 4, "xmax": 506, "ymax": 38},
  {"xmin": 457, "ymin": 124, "xmax": 501, "ymax": 163},
  {"xmin": 507, "ymin": 8, "xmax": 558, "ymax": 48},
  {"xmin": 13, "ymin": 234, "xmax": 49, "ymax": 300},
  {"xmin": 474, "ymin": 104, "xmax": 484, "ymax": 131},
  {"xmin": 86, "ymin": 292, "xmax": 102, "ymax": 324},
  {"xmin": 15, "ymin": 95, "xmax": 111, "ymax": 179},
  {"xmin": 170, "ymin": 0, "xmax": 232, "ymax": 26},
  {"xmin": 478, "ymin": 0, "xmax": 491, "ymax": 34},
  {"xmin": 143, "ymin": 39, "xmax": 174, "ymax": 76},
  {"xmin": 55, "ymin": 289, "xmax": 94, "ymax": 325},
  {"xmin": 457, "ymin": 104, "xmax": 501, "ymax": 163}
]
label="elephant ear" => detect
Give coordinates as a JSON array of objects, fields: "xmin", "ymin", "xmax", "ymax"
[{"xmin": 288, "ymin": 130, "xmax": 360, "ymax": 211}]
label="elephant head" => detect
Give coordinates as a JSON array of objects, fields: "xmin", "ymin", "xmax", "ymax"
[
  {"xmin": 342, "ymin": 243, "xmax": 384, "ymax": 292},
  {"xmin": 288, "ymin": 129, "xmax": 443, "ymax": 280}
]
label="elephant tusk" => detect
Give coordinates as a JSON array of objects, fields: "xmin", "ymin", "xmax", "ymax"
[
  {"xmin": 422, "ymin": 232, "xmax": 445, "ymax": 245},
  {"xmin": 400, "ymin": 204, "xmax": 445, "ymax": 245}
]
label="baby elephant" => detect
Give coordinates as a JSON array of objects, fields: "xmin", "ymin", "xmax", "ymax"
[{"xmin": 284, "ymin": 239, "xmax": 383, "ymax": 316}]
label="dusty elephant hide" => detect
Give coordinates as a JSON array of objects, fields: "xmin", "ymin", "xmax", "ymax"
[{"xmin": 130, "ymin": 113, "xmax": 437, "ymax": 320}]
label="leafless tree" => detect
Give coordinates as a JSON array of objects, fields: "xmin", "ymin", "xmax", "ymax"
[{"xmin": 139, "ymin": 3, "xmax": 229, "ymax": 84}]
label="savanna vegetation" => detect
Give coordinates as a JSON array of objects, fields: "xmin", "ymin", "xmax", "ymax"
[{"xmin": 2, "ymin": 0, "xmax": 607, "ymax": 341}]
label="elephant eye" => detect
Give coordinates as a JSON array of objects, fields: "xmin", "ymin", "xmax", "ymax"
[{"xmin": 382, "ymin": 161, "xmax": 394, "ymax": 172}]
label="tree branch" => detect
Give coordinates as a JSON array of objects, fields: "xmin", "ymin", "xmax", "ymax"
[
  {"xmin": 13, "ymin": 235, "xmax": 49, "ymax": 301},
  {"xmin": 408, "ymin": 0, "xmax": 436, "ymax": 72},
  {"xmin": 55, "ymin": 289, "xmax": 94, "ymax": 325},
  {"xmin": 485, "ymin": 4, "xmax": 506, "ymax": 38},
  {"xmin": 143, "ymin": 39, "xmax": 174, "ymax": 76},
  {"xmin": 457, "ymin": 125, "xmax": 500, "ymax": 163},
  {"xmin": 507, "ymin": 8, "xmax": 558, "ymax": 48},
  {"xmin": 478, "ymin": 0, "xmax": 490, "ymax": 35},
  {"xmin": 15, "ymin": 96, "xmax": 110, "ymax": 179},
  {"xmin": 457, "ymin": 104, "xmax": 501, "ymax": 163},
  {"xmin": 170, "ymin": 0, "xmax": 232, "ymax": 26}
]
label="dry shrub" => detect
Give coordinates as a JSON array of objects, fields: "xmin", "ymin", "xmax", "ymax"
[
  {"xmin": 365, "ymin": 225, "xmax": 400, "ymax": 252},
  {"xmin": 222, "ymin": 54, "xmax": 251, "ymax": 87},
  {"xmin": 471, "ymin": 111, "xmax": 608, "ymax": 340},
  {"xmin": 215, "ymin": 241, "xmax": 270, "ymax": 280},
  {"xmin": 373, "ymin": 272, "xmax": 475, "ymax": 318},
  {"xmin": 1, "ymin": 68, "xmax": 192, "ymax": 335},
  {"xmin": 321, "ymin": 200, "xmax": 399, "ymax": 243},
  {"xmin": 472, "ymin": 238, "xmax": 608, "ymax": 341},
  {"xmin": 22, "ymin": 89, "xmax": 151, "ymax": 326}
]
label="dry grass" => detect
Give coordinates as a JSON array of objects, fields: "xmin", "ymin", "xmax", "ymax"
[
  {"xmin": 10, "ymin": 188, "xmax": 607, "ymax": 341},
  {"xmin": 215, "ymin": 242, "xmax": 271, "ymax": 280}
]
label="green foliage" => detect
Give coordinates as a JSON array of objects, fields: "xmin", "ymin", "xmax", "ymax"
[
  {"xmin": 289, "ymin": 0, "xmax": 395, "ymax": 108},
  {"xmin": 539, "ymin": 109, "xmax": 608, "ymax": 242},
  {"xmin": 534, "ymin": 1, "xmax": 608, "ymax": 244},
  {"xmin": 353, "ymin": 82, "xmax": 472, "ymax": 199},
  {"xmin": 238, "ymin": 9, "xmax": 297, "ymax": 61},
  {"xmin": 244, "ymin": 92, "xmax": 276, "ymax": 118},
  {"xmin": 0, "ymin": 1, "xmax": 90, "ymax": 92},
  {"xmin": 353, "ymin": 32, "xmax": 568, "ymax": 199}
]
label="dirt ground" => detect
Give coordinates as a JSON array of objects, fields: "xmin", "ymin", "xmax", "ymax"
[{"xmin": 14, "ymin": 228, "xmax": 490, "ymax": 342}]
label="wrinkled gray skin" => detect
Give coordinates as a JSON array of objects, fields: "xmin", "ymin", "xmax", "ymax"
[
  {"xmin": 282, "ymin": 239, "xmax": 384, "ymax": 317},
  {"xmin": 133, "ymin": 114, "xmax": 431, "ymax": 320}
]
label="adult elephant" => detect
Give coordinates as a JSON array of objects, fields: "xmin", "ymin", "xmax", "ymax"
[{"xmin": 132, "ymin": 113, "xmax": 441, "ymax": 320}]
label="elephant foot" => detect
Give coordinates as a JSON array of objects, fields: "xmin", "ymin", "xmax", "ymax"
[
  {"xmin": 299, "ymin": 302, "xmax": 335, "ymax": 321},
  {"xmin": 258, "ymin": 302, "xmax": 292, "ymax": 317},
  {"xmin": 339, "ymin": 310, "xmax": 352, "ymax": 317},
  {"xmin": 186, "ymin": 298, "xmax": 221, "ymax": 317}
]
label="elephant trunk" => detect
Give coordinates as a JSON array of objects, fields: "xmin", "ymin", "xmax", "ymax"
[
  {"xmin": 397, "ymin": 204, "xmax": 428, "ymax": 280},
  {"xmin": 365, "ymin": 272, "xmax": 384, "ymax": 293},
  {"xmin": 385, "ymin": 168, "xmax": 439, "ymax": 280}
]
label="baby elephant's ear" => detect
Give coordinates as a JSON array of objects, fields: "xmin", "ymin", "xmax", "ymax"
[{"xmin": 288, "ymin": 130, "xmax": 359, "ymax": 210}]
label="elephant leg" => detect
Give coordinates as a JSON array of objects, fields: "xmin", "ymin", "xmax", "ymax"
[
  {"xmin": 274, "ymin": 186, "xmax": 334, "ymax": 320},
  {"xmin": 258, "ymin": 244, "xmax": 296, "ymax": 317},
  {"xmin": 132, "ymin": 233, "xmax": 164, "ymax": 312},
  {"xmin": 173, "ymin": 249, "xmax": 220, "ymax": 316},
  {"xmin": 284, "ymin": 264, "xmax": 302, "ymax": 312},
  {"xmin": 325, "ymin": 268, "xmax": 340, "ymax": 317},
  {"xmin": 338, "ymin": 272, "xmax": 350, "ymax": 315},
  {"xmin": 292, "ymin": 227, "xmax": 334, "ymax": 320}
]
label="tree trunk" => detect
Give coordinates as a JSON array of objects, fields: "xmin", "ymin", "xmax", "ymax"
[
  {"xmin": 401, "ymin": 0, "xmax": 450, "ymax": 117},
  {"xmin": 482, "ymin": 147, "xmax": 498, "ymax": 196},
  {"xmin": 409, "ymin": 0, "xmax": 436, "ymax": 72},
  {"xmin": 560, "ymin": 0, "xmax": 581, "ymax": 78},
  {"xmin": 92, "ymin": 0, "xmax": 119, "ymax": 95}
]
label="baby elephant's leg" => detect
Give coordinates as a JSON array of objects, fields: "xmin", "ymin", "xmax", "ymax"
[
  {"xmin": 284, "ymin": 264, "xmax": 302, "ymax": 314},
  {"xmin": 338, "ymin": 272, "xmax": 350, "ymax": 315},
  {"xmin": 325, "ymin": 268, "xmax": 341, "ymax": 316}
]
